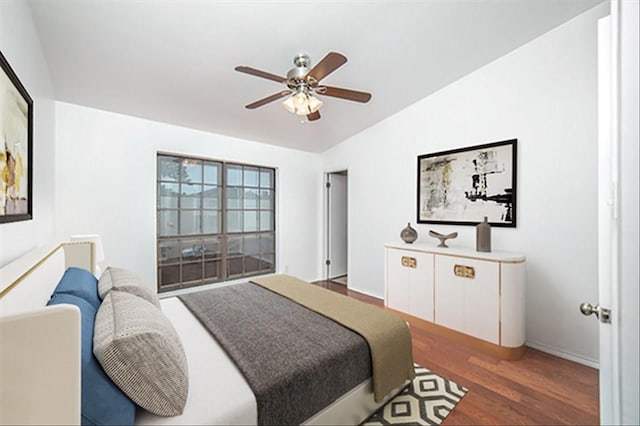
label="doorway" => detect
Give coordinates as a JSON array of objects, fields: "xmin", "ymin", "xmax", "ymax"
[{"xmin": 325, "ymin": 171, "xmax": 348, "ymax": 285}]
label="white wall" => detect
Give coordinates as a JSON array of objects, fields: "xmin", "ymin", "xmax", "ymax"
[
  {"xmin": 0, "ymin": 0, "xmax": 55, "ymax": 267},
  {"xmin": 54, "ymin": 102, "xmax": 321, "ymax": 290},
  {"xmin": 321, "ymin": 4, "xmax": 609, "ymax": 365}
]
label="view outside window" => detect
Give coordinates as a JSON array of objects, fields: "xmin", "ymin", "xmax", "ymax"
[{"xmin": 157, "ymin": 154, "xmax": 275, "ymax": 292}]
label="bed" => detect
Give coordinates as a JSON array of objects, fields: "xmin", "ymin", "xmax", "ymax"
[{"xmin": 0, "ymin": 242, "xmax": 414, "ymax": 425}]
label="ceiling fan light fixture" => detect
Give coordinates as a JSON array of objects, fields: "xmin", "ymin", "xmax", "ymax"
[
  {"xmin": 282, "ymin": 90, "xmax": 323, "ymax": 116},
  {"xmin": 237, "ymin": 51, "xmax": 370, "ymax": 121}
]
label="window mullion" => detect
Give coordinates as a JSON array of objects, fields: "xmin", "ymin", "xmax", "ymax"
[{"xmin": 221, "ymin": 163, "xmax": 227, "ymax": 280}]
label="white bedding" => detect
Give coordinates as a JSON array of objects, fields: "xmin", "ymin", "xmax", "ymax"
[{"xmin": 136, "ymin": 297, "xmax": 257, "ymax": 425}]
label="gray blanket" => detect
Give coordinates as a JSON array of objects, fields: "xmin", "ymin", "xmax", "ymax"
[
  {"xmin": 252, "ymin": 274, "xmax": 415, "ymax": 402},
  {"xmin": 179, "ymin": 283, "xmax": 371, "ymax": 425}
]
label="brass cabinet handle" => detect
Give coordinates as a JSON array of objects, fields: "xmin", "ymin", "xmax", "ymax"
[
  {"xmin": 454, "ymin": 264, "xmax": 475, "ymax": 279},
  {"xmin": 401, "ymin": 256, "xmax": 417, "ymax": 268}
]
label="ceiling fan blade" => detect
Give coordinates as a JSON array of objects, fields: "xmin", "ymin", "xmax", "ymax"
[
  {"xmin": 317, "ymin": 86, "xmax": 372, "ymax": 103},
  {"xmin": 306, "ymin": 52, "xmax": 347, "ymax": 83},
  {"xmin": 245, "ymin": 90, "xmax": 292, "ymax": 109},
  {"xmin": 306, "ymin": 111, "xmax": 321, "ymax": 121},
  {"xmin": 235, "ymin": 66, "xmax": 287, "ymax": 83}
]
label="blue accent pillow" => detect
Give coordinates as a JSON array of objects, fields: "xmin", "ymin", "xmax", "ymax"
[
  {"xmin": 47, "ymin": 293, "xmax": 135, "ymax": 426},
  {"xmin": 52, "ymin": 267, "xmax": 101, "ymax": 309}
]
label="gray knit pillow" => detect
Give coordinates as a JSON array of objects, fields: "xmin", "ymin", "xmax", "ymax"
[
  {"xmin": 98, "ymin": 267, "xmax": 160, "ymax": 308},
  {"xmin": 93, "ymin": 291, "xmax": 188, "ymax": 416}
]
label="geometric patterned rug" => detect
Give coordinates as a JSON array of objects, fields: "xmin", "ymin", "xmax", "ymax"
[{"xmin": 362, "ymin": 364, "xmax": 468, "ymax": 425}]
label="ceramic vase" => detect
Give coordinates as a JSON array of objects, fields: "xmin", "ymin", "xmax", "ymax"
[
  {"xmin": 476, "ymin": 216, "xmax": 491, "ymax": 252},
  {"xmin": 400, "ymin": 222, "xmax": 418, "ymax": 244}
]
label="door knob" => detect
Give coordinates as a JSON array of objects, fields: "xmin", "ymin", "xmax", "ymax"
[
  {"xmin": 580, "ymin": 302, "xmax": 600, "ymax": 318},
  {"xmin": 580, "ymin": 302, "xmax": 612, "ymax": 323}
]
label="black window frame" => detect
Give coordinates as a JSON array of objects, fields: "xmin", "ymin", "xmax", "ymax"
[{"xmin": 156, "ymin": 153, "xmax": 276, "ymax": 292}]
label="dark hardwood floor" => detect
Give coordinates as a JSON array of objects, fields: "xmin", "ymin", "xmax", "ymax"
[{"xmin": 313, "ymin": 280, "xmax": 600, "ymax": 425}]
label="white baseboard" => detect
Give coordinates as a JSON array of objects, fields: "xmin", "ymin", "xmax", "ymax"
[
  {"xmin": 526, "ymin": 340, "xmax": 600, "ymax": 369},
  {"xmin": 347, "ymin": 286, "xmax": 383, "ymax": 301}
]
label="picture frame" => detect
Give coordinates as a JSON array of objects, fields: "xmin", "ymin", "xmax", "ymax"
[
  {"xmin": 1, "ymin": 50, "xmax": 33, "ymax": 224},
  {"xmin": 417, "ymin": 139, "xmax": 517, "ymax": 227}
]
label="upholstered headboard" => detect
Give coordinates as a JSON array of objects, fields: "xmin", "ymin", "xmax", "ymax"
[{"xmin": 0, "ymin": 242, "xmax": 94, "ymax": 425}]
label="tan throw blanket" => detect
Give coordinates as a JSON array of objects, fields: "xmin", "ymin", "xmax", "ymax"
[{"xmin": 251, "ymin": 274, "xmax": 415, "ymax": 402}]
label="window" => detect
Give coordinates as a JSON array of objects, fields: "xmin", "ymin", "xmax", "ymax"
[{"xmin": 157, "ymin": 154, "xmax": 275, "ymax": 292}]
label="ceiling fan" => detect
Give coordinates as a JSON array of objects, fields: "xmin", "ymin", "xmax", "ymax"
[{"xmin": 235, "ymin": 51, "xmax": 372, "ymax": 122}]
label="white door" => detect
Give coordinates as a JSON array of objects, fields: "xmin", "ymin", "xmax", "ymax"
[
  {"xmin": 601, "ymin": 3, "xmax": 639, "ymax": 424},
  {"xmin": 326, "ymin": 172, "xmax": 348, "ymax": 280},
  {"xmin": 595, "ymin": 16, "xmax": 619, "ymax": 424},
  {"xmin": 616, "ymin": 1, "xmax": 640, "ymax": 423}
]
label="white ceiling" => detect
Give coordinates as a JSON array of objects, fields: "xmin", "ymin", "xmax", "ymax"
[{"xmin": 28, "ymin": 0, "xmax": 602, "ymax": 153}]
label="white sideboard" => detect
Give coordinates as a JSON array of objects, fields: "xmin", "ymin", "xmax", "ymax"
[{"xmin": 384, "ymin": 242, "xmax": 526, "ymax": 359}]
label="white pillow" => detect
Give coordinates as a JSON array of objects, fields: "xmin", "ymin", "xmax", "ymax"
[
  {"xmin": 98, "ymin": 267, "xmax": 160, "ymax": 308},
  {"xmin": 93, "ymin": 291, "xmax": 188, "ymax": 416}
]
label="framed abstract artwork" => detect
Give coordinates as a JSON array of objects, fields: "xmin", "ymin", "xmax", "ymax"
[
  {"xmin": 417, "ymin": 139, "xmax": 517, "ymax": 227},
  {"xmin": 1, "ymin": 50, "xmax": 33, "ymax": 224}
]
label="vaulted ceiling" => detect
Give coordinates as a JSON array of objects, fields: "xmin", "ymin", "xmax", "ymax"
[{"xmin": 29, "ymin": 0, "xmax": 603, "ymax": 152}]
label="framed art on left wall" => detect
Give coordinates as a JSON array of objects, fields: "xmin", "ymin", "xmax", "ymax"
[{"xmin": 0, "ymin": 50, "xmax": 33, "ymax": 224}]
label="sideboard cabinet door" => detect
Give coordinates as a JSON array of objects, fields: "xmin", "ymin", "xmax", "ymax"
[
  {"xmin": 385, "ymin": 248, "xmax": 434, "ymax": 322},
  {"xmin": 434, "ymin": 255, "xmax": 500, "ymax": 344},
  {"xmin": 386, "ymin": 248, "xmax": 410, "ymax": 313}
]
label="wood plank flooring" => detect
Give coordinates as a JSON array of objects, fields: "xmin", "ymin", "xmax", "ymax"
[{"xmin": 313, "ymin": 280, "xmax": 600, "ymax": 425}]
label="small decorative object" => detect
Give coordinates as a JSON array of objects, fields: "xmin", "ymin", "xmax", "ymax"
[
  {"xmin": 476, "ymin": 216, "xmax": 492, "ymax": 252},
  {"xmin": 428, "ymin": 230, "xmax": 458, "ymax": 248},
  {"xmin": 400, "ymin": 222, "xmax": 418, "ymax": 244}
]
